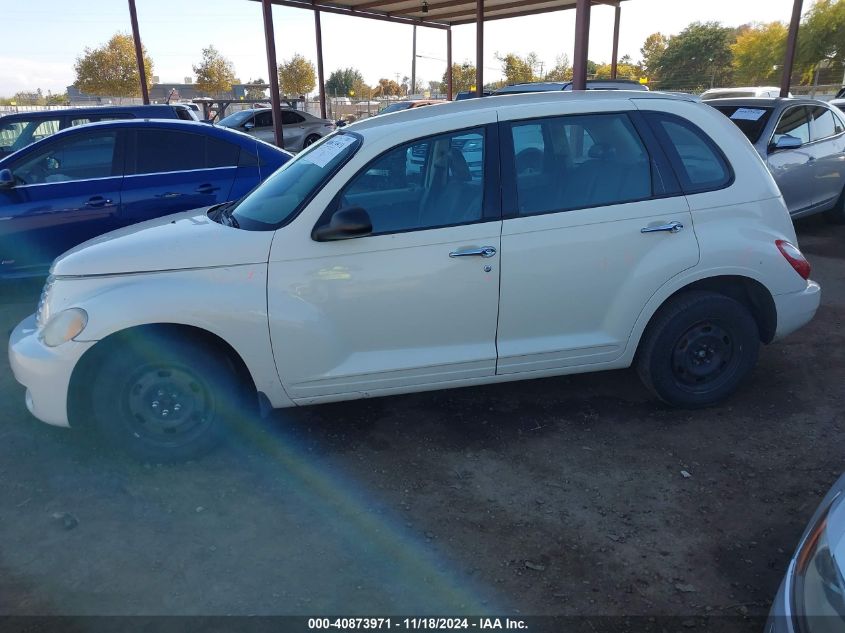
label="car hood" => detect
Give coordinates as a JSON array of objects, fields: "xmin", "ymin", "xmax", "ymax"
[{"xmin": 51, "ymin": 208, "xmax": 274, "ymax": 277}]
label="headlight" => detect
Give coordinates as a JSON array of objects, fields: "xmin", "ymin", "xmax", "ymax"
[
  {"xmin": 39, "ymin": 308, "xmax": 88, "ymax": 347},
  {"xmin": 36, "ymin": 275, "xmax": 55, "ymax": 329},
  {"xmin": 791, "ymin": 492, "xmax": 845, "ymax": 633}
]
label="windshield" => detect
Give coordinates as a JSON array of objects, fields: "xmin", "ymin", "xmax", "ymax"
[
  {"xmin": 218, "ymin": 110, "xmax": 254, "ymax": 127},
  {"xmin": 231, "ymin": 132, "xmax": 361, "ymax": 230},
  {"xmin": 712, "ymin": 105, "xmax": 774, "ymax": 143},
  {"xmin": 379, "ymin": 102, "xmax": 413, "ymax": 114}
]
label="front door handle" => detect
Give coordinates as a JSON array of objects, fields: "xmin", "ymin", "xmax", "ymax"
[
  {"xmin": 641, "ymin": 221, "xmax": 684, "ymax": 234},
  {"xmin": 449, "ymin": 246, "xmax": 497, "ymax": 258},
  {"xmin": 196, "ymin": 183, "xmax": 220, "ymax": 194},
  {"xmin": 85, "ymin": 196, "xmax": 112, "ymax": 208}
]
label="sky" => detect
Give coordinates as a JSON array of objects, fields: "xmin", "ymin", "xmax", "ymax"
[{"xmin": 1, "ymin": 0, "xmax": 801, "ymax": 97}]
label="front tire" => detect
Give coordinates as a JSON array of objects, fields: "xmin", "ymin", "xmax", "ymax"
[
  {"xmin": 89, "ymin": 334, "xmax": 247, "ymax": 462},
  {"xmin": 636, "ymin": 291, "xmax": 759, "ymax": 408}
]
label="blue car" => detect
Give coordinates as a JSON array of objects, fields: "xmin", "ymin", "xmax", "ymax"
[{"xmin": 0, "ymin": 119, "xmax": 291, "ymax": 279}]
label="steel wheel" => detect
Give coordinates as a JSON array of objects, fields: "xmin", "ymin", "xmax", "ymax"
[
  {"xmin": 122, "ymin": 363, "xmax": 216, "ymax": 447},
  {"xmin": 671, "ymin": 320, "xmax": 736, "ymax": 390}
]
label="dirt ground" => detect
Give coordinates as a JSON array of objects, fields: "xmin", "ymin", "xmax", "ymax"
[{"xmin": 1, "ymin": 216, "xmax": 843, "ymax": 628}]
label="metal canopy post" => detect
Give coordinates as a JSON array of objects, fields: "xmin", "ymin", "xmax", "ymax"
[
  {"xmin": 446, "ymin": 27, "xmax": 453, "ymax": 100},
  {"xmin": 261, "ymin": 0, "xmax": 285, "ymax": 148},
  {"xmin": 610, "ymin": 3, "xmax": 621, "ymax": 79},
  {"xmin": 314, "ymin": 9, "xmax": 327, "ymax": 119},
  {"xmin": 411, "ymin": 25, "xmax": 417, "ymax": 95},
  {"xmin": 572, "ymin": 0, "xmax": 591, "ymax": 90},
  {"xmin": 781, "ymin": 0, "xmax": 803, "ymax": 98},
  {"xmin": 127, "ymin": 0, "xmax": 150, "ymax": 104},
  {"xmin": 475, "ymin": 0, "xmax": 483, "ymax": 97}
]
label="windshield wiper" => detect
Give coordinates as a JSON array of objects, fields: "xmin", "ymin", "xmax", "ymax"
[{"xmin": 208, "ymin": 201, "xmax": 239, "ymax": 228}]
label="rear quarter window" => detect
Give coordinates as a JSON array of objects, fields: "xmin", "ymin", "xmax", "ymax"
[{"xmin": 646, "ymin": 112, "xmax": 733, "ymax": 194}]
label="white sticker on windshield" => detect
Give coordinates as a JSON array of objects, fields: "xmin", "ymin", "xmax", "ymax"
[
  {"xmin": 302, "ymin": 134, "xmax": 357, "ymax": 168},
  {"xmin": 730, "ymin": 107, "xmax": 767, "ymax": 121}
]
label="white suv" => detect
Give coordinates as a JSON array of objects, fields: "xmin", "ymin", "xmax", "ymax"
[{"xmin": 9, "ymin": 91, "xmax": 821, "ymax": 461}]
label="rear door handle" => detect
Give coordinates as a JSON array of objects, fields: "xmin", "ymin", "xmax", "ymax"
[
  {"xmin": 85, "ymin": 196, "xmax": 112, "ymax": 208},
  {"xmin": 196, "ymin": 184, "xmax": 220, "ymax": 194},
  {"xmin": 641, "ymin": 221, "xmax": 684, "ymax": 234},
  {"xmin": 449, "ymin": 246, "xmax": 497, "ymax": 258}
]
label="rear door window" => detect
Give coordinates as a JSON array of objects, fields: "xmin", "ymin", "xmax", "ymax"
[
  {"xmin": 131, "ymin": 129, "xmax": 236, "ymax": 174},
  {"xmin": 281, "ymin": 111, "xmax": 305, "ymax": 125},
  {"xmin": 809, "ymin": 106, "xmax": 841, "ymax": 141},
  {"xmin": 647, "ymin": 112, "xmax": 732, "ymax": 193},
  {"xmin": 507, "ymin": 113, "xmax": 657, "ymax": 215}
]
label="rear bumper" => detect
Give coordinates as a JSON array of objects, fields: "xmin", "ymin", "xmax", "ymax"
[
  {"xmin": 8, "ymin": 314, "xmax": 94, "ymax": 427},
  {"xmin": 773, "ymin": 280, "xmax": 821, "ymax": 341}
]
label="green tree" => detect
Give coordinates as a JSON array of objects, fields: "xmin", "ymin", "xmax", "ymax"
[
  {"xmin": 46, "ymin": 92, "xmax": 69, "ymax": 106},
  {"xmin": 74, "ymin": 33, "xmax": 153, "ymax": 99},
  {"xmin": 278, "ymin": 54, "xmax": 316, "ymax": 96},
  {"xmin": 193, "ymin": 45, "xmax": 237, "ymax": 97},
  {"xmin": 243, "ymin": 78, "xmax": 267, "ymax": 100},
  {"xmin": 797, "ymin": 0, "xmax": 845, "ymax": 76},
  {"xmin": 496, "ymin": 52, "xmax": 539, "ymax": 85},
  {"xmin": 593, "ymin": 62, "xmax": 644, "ymax": 80},
  {"xmin": 441, "ymin": 62, "xmax": 476, "ymax": 93},
  {"xmin": 640, "ymin": 32, "xmax": 668, "ymax": 77},
  {"xmin": 544, "ymin": 54, "xmax": 571, "ymax": 81},
  {"xmin": 731, "ymin": 22, "xmax": 787, "ymax": 85},
  {"xmin": 652, "ymin": 22, "xmax": 735, "ymax": 90},
  {"xmin": 325, "ymin": 68, "xmax": 364, "ymax": 97}
]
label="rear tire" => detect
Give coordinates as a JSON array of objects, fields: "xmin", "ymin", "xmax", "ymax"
[
  {"xmin": 303, "ymin": 134, "xmax": 321, "ymax": 148},
  {"xmin": 636, "ymin": 291, "xmax": 759, "ymax": 408},
  {"xmin": 88, "ymin": 333, "xmax": 248, "ymax": 462},
  {"xmin": 823, "ymin": 187, "xmax": 845, "ymax": 224}
]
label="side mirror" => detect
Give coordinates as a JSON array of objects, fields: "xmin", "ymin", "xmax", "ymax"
[
  {"xmin": 771, "ymin": 135, "xmax": 803, "ymax": 152},
  {"xmin": 312, "ymin": 206, "xmax": 373, "ymax": 242},
  {"xmin": 0, "ymin": 168, "xmax": 13, "ymax": 189},
  {"xmin": 243, "ymin": 122, "xmax": 255, "ymax": 131}
]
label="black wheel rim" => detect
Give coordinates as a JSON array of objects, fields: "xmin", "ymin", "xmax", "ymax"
[
  {"xmin": 122, "ymin": 364, "xmax": 215, "ymax": 447},
  {"xmin": 671, "ymin": 320, "xmax": 738, "ymax": 392}
]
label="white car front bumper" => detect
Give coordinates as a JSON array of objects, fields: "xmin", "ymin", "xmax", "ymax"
[{"xmin": 8, "ymin": 314, "xmax": 95, "ymax": 427}]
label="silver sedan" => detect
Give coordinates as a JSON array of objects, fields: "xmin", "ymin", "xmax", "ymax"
[
  {"xmin": 217, "ymin": 107, "xmax": 335, "ymax": 151},
  {"xmin": 767, "ymin": 473, "xmax": 845, "ymax": 633},
  {"xmin": 710, "ymin": 98, "xmax": 845, "ymax": 222}
]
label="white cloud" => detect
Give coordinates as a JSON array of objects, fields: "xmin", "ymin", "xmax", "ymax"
[{"xmin": 0, "ymin": 56, "xmax": 74, "ymax": 96}]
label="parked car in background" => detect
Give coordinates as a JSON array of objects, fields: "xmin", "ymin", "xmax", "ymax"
[
  {"xmin": 454, "ymin": 90, "xmax": 493, "ymax": 100},
  {"xmin": 0, "ymin": 119, "xmax": 291, "ymax": 279},
  {"xmin": 709, "ymin": 98, "xmax": 845, "ymax": 221},
  {"xmin": 376, "ymin": 99, "xmax": 445, "ymax": 115},
  {"xmin": 0, "ymin": 104, "xmax": 199, "ymax": 157},
  {"xmin": 701, "ymin": 86, "xmax": 786, "ymax": 100},
  {"xmin": 217, "ymin": 107, "xmax": 335, "ymax": 150},
  {"xmin": 830, "ymin": 87, "xmax": 845, "ymax": 110},
  {"xmin": 766, "ymin": 472, "xmax": 845, "ymax": 633},
  {"xmin": 8, "ymin": 91, "xmax": 820, "ymax": 461},
  {"xmin": 492, "ymin": 79, "xmax": 648, "ymax": 95}
]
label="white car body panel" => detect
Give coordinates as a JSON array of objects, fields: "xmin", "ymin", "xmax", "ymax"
[{"xmin": 7, "ymin": 91, "xmax": 821, "ymax": 426}]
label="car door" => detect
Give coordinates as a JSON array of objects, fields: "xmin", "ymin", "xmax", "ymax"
[
  {"xmin": 248, "ymin": 110, "xmax": 277, "ymax": 144},
  {"xmin": 496, "ymin": 108, "xmax": 700, "ymax": 375},
  {"xmin": 266, "ymin": 123, "xmax": 502, "ymax": 401},
  {"xmin": 281, "ymin": 110, "xmax": 306, "ymax": 149},
  {"xmin": 806, "ymin": 104, "xmax": 845, "ymax": 209},
  {"xmin": 0, "ymin": 128, "xmax": 123, "ymax": 277},
  {"xmin": 120, "ymin": 127, "xmax": 238, "ymax": 224},
  {"xmin": 767, "ymin": 105, "xmax": 815, "ymax": 215}
]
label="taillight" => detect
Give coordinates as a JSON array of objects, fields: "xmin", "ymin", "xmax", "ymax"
[{"xmin": 776, "ymin": 239, "xmax": 811, "ymax": 280}]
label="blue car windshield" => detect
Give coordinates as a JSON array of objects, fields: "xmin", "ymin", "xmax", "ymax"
[{"xmin": 231, "ymin": 132, "xmax": 361, "ymax": 230}]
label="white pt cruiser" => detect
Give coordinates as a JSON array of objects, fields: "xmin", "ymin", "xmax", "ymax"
[{"xmin": 9, "ymin": 92, "xmax": 821, "ymax": 461}]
